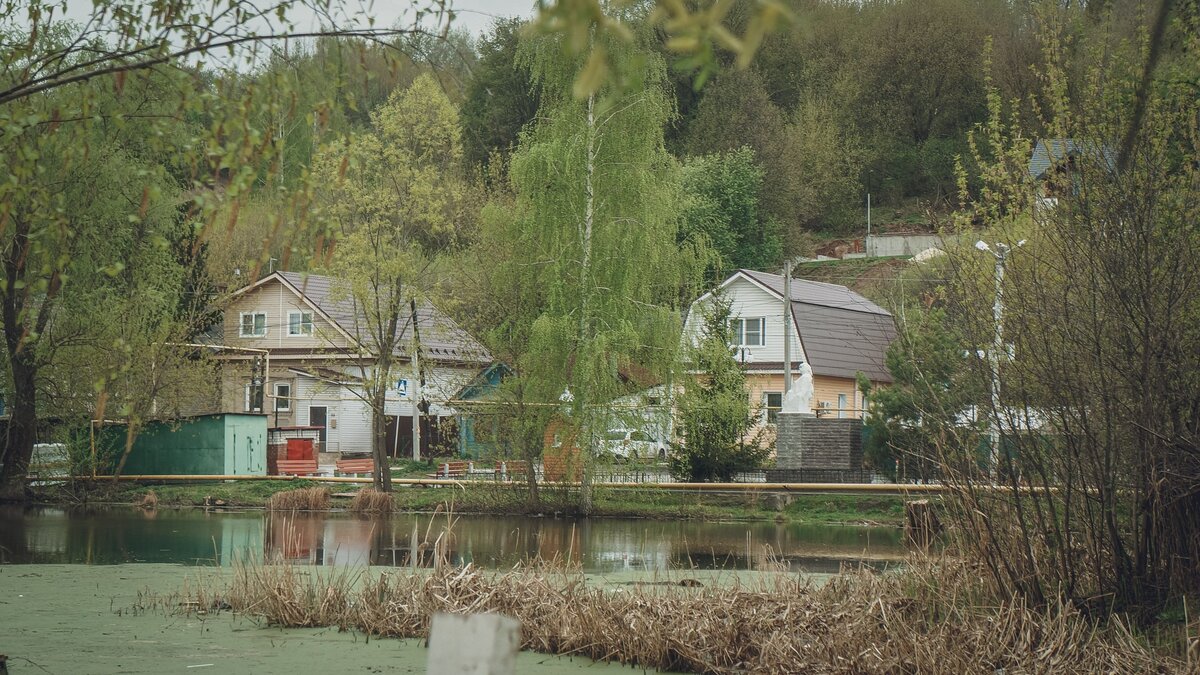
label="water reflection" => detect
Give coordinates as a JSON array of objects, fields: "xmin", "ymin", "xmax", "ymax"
[{"xmin": 0, "ymin": 505, "xmax": 904, "ymax": 573}]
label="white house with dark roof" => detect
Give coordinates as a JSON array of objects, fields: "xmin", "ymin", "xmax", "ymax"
[
  {"xmin": 216, "ymin": 271, "xmax": 491, "ymax": 457},
  {"xmin": 684, "ymin": 269, "xmax": 896, "ymax": 425}
]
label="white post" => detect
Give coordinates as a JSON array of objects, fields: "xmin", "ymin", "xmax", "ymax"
[
  {"xmin": 988, "ymin": 245, "xmax": 1008, "ymax": 478},
  {"xmin": 976, "ymin": 239, "xmax": 1022, "ymax": 478},
  {"xmin": 866, "ymin": 193, "xmax": 872, "ymax": 240},
  {"xmin": 411, "ymin": 298, "xmax": 422, "ymax": 462},
  {"xmin": 427, "ymin": 613, "xmax": 520, "ymax": 675},
  {"xmin": 412, "ymin": 346, "xmax": 421, "ymax": 462}
]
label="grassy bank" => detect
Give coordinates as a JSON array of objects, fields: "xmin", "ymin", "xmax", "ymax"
[{"xmin": 31, "ymin": 479, "xmax": 913, "ymax": 526}]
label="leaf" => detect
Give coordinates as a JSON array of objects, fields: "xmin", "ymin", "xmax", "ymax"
[{"xmin": 573, "ymin": 46, "xmax": 608, "ymax": 99}]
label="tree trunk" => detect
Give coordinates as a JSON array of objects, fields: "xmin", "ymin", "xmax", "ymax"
[
  {"xmin": 576, "ymin": 92, "xmax": 596, "ymax": 517},
  {"xmin": 0, "ymin": 355, "xmax": 37, "ymax": 502},
  {"xmin": 372, "ymin": 386, "xmax": 393, "ymax": 493},
  {"xmin": 520, "ymin": 414, "xmax": 540, "ymax": 508}
]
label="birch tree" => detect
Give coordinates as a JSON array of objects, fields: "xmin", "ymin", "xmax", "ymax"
[{"xmin": 505, "ymin": 24, "xmax": 703, "ymax": 513}]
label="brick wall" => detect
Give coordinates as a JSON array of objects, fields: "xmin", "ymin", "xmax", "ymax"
[{"xmin": 775, "ymin": 414, "xmax": 863, "ymax": 470}]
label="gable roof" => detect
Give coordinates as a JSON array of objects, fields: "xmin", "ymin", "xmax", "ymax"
[
  {"xmin": 233, "ymin": 271, "xmax": 491, "ymax": 364},
  {"xmin": 1028, "ymin": 138, "xmax": 1117, "ymax": 181},
  {"xmin": 738, "ymin": 269, "xmax": 890, "ymax": 316},
  {"xmin": 723, "ymin": 269, "xmax": 897, "ymax": 382}
]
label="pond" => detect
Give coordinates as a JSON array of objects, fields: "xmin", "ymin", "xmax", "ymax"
[{"xmin": 0, "ymin": 505, "xmax": 905, "ymax": 574}]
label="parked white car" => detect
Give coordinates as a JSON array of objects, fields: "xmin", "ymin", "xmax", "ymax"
[{"xmin": 600, "ymin": 429, "xmax": 668, "ymax": 461}]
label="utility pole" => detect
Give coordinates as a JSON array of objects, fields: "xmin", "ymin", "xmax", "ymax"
[
  {"xmin": 782, "ymin": 260, "xmax": 793, "ymax": 394},
  {"xmin": 976, "ymin": 239, "xmax": 1024, "ymax": 477},
  {"xmin": 410, "ymin": 298, "xmax": 422, "ymax": 462}
]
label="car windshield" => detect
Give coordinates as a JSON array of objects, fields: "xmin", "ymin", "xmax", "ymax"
[{"xmin": 604, "ymin": 431, "xmax": 628, "ymax": 441}]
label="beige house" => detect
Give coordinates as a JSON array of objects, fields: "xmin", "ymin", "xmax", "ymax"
[
  {"xmin": 683, "ymin": 269, "xmax": 896, "ymax": 428},
  {"xmin": 216, "ymin": 271, "xmax": 490, "ymax": 456}
]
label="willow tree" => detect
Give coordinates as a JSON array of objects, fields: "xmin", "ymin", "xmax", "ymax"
[{"xmin": 505, "ymin": 23, "xmax": 703, "ymax": 513}]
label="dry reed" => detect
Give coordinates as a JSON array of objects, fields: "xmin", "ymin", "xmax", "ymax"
[
  {"xmin": 174, "ymin": 556, "xmax": 1185, "ymax": 674},
  {"xmin": 348, "ymin": 488, "xmax": 393, "ymax": 514},
  {"xmin": 266, "ymin": 486, "xmax": 330, "ymax": 511}
]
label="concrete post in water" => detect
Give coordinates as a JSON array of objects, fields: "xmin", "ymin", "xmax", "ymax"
[{"xmin": 427, "ymin": 612, "xmax": 520, "ymax": 675}]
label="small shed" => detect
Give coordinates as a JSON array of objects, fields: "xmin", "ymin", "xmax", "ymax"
[
  {"xmin": 100, "ymin": 413, "xmax": 267, "ymax": 476},
  {"xmin": 267, "ymin": 426, "xmax": 322, "ymax": 474}
]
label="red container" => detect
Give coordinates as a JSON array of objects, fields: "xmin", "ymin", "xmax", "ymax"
[{"xmin": 286, "ymin": 438, "xmax": 314, "ymax": 460}]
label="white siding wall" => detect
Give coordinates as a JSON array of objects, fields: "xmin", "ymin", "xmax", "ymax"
[
  {"xmin": 294, "ymin": 375, "xmax": 340, "ymax": 452},
  {"xmin": 292, "ymin": 364, "xmax": 479, "ymax": 454},
  {"xmin": 225, "ymin": 280, "xmax": 352, "ymax": 350},
  {"xmin": 685, "ymin": 277, "xmax": 806, "ymax": 365},
  {"xmin": 337, "ymin": 389, "xmax": 373, "ymax": 453},
  {"xmin": 365, "ymin": 364, "xmax": 479, "ymax": 417}
]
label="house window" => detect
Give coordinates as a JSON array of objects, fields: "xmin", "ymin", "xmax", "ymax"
[
  {"xmin": 287, "ymin": 311, "xmax": 314, "ymax": 336},
  {"xmin": 240, "ymin": 312, "xmax": 266, "ymax": 337},
  {"xmin": 765, "ymin": 391, "xmax": 782, "ymax": 423},
  {"xmin": 731, "ymin": 317, "xmax": 765, "ymax": 347},
  {"xmin": 245, "ymin": 381, "xmax": 264, "ymax": 412},
  {"xmin": 274, "ymin": 382, "xmax": 292, "ymax": 412},
  {"xmin": 837, "ymin": 393, "xmax": 848, "ymax": 419}
]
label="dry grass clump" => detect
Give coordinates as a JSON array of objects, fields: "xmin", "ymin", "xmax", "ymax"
[
  {"xmin": 348, "ymin": 488, "xmax": 393, "ymax": 514},
  {"xmin": 177, "ymin": 556, "xmax": 1185, "ymax": 674},
  {"xmin": 266, "ymin": 486, "xmax": 330, "ymax": 511}
]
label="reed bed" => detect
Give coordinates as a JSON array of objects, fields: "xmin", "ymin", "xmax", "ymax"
[
  {"xmin": 174, "ymin": 557, "xmax": 1186, "ymax": 674},
  {"xmin": 265, "ymin": 486, "xmax": 330, "ymax": 511},
  {"xmin": 348, "ymin": 487, "xmax": 393, "ymax": 514}
]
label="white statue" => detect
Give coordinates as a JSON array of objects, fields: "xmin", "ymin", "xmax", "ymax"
[{"xmin": 780, "ymin": 361, "xmax": 815, "ymax": 415}]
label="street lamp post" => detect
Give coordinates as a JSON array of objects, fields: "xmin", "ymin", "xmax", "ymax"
[{"xmin": 976, "ymin": 239, "xmax": 1024, "ymax": 477}]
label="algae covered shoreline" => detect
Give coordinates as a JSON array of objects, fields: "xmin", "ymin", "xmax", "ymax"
[{"xmin": 0, "ymin": 563, "xmax": 658, "ymax": 674}]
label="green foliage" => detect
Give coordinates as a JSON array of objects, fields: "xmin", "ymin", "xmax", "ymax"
[
  {"xmin": 670, "ymin": 296, "xmax": 769, "ymax": 482},
  {"xmin": 527, "ymin": 0, "xmax": 792, "ymax": 97},
  {"xmin": 460, "ymin": 19, "xmax": 540, "ymax": 181},
  {"xmin": 312, "ymin": 73, "xmax": 473, "ymax": 489},
  {"xmin": 928, "ymin": 3, "xmax": 1200, "ymax": 610},
  {"xmin": 469, "ymin": 24, "xmax": 707, "ymax": 510},
  {"xmin": 682, "ymin": 68, "xmax": 864, "ymax": 240},
  {"xmin": 779, "ymin": 98, "xmax": 866, "ymax": 232},
  {"xmin": 680, "ymin": 146, "xmax": 781, "ymax": 272},
  {"xmin": 860, "ymin": 306, "xmax": 983, "ymax": 481}
]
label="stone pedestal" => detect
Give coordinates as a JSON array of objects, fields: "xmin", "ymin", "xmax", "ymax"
[{"xmin": 774, "ymin": 413, "xmax": 863, "ymax": 470}]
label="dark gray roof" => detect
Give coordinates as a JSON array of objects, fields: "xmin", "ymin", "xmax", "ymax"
[
  {"xmin": 790, "ymin": 303, "xmax": 896, "ymax": 382},
  {"xmin": 738, "ymin": 269, "xmax": 896, "ymax": 382},
  {"xmin": 1028, "ymin": 138, "xmax": 1117, "ymax": 180},
  {"xmin": 739, "ymin": 269, "xmax": 890, "ymax": 315},
  {"xmin": 276, "ymin": 271, "xmax": 490, "ymax": 364}
]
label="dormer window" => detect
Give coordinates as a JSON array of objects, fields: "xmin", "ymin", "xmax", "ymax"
[
  {"xmin": 288, "ymin": 311, "xmax": 314, "ymax": 336},
  {"xmin": 240, "ymin": 312, "xmax": 267, "ymax": 337},
  {"xmin": 731, "ymin": 317, "xmax": 765, "ymax": 346}
]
